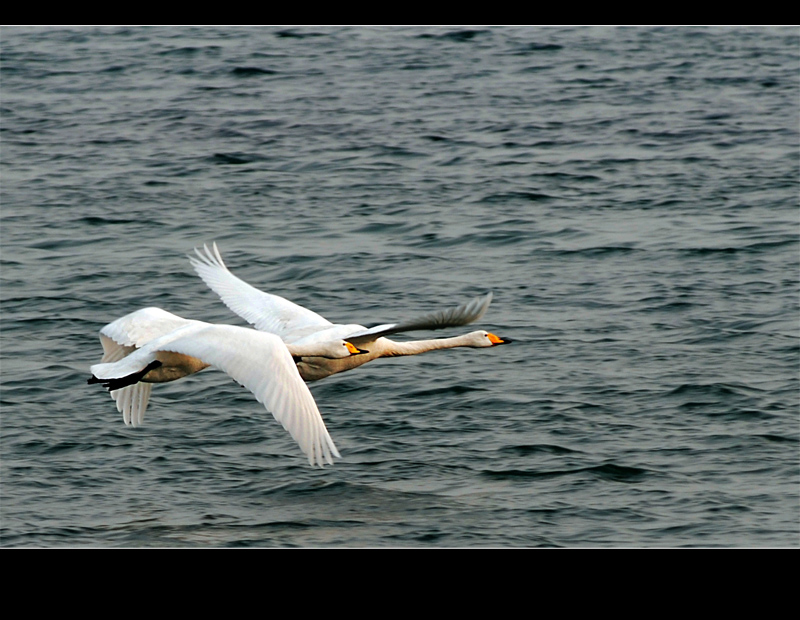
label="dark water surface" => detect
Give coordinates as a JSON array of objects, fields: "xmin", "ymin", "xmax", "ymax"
[{"xmin": 1, "ymin": 26, "xmax": 798, "ymax": 547}]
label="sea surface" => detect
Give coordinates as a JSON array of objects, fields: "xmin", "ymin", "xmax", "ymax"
[{"xmin": 1, "ymin": 26, "xmax": 798, "ymax": 547}]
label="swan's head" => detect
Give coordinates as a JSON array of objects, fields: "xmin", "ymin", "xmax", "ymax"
[
  {"xmin": 467, "ymin": 330, "xmax": 513, "ymax": 348},
  {"xmin": 325, "ymin": 340, "xmax": 369, "ymax": 359},
  {"xmin": 289, "ymin": 339, "xmax": 368, "ymax": 363}
]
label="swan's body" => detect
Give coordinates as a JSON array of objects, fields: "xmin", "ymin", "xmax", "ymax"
[
  {"xmin": 89, "ymin": 309, "xmax": 366, "ymax": 466},
  {"xmin": 190, "ymin": 243, "xmax": 511, "ymax": 381}
]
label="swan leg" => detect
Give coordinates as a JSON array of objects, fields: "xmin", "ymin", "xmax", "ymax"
[{"xmin": 88, "ymin": 360, "xmax": 163, "ymax": 392}]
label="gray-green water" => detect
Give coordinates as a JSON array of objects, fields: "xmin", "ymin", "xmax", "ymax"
[{"xmin": 1, "ymin": 26, "xmax": 798, "ymax": 547}]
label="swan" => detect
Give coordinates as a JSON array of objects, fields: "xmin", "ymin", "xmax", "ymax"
[
  {"xmin": 189, "ymin": 243, "xmax": 512, "ymax": 381},
  {"xmin": 88, "ymin": 308, "xmax": 367, "ymax": 466}
]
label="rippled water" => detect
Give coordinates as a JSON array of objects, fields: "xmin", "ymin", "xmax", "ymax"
[{"xmin": 1, "ymin": 26, "xmax": 798, "ymax": 547}]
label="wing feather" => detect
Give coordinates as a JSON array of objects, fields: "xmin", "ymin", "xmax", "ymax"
[
  {"xmin": 110, "ymin": 383, "xmax": 152, "ymax": 427},
  {"xmin": 189, "ymin": 243, "xmax": 332, "ymax": 341},
  {"xmin": 100, "ymin": 307, "xmax": 194, "ymax": 349}
]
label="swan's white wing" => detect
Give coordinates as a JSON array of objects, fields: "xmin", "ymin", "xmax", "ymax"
[
  {"xmin": 111, "ymin": 383, "xmax": 153, "ymax": 427},
  {"xmin": 100, "ymin": 307, "xmax": 195, "ymax": 349},
  {"xmin": 92, "ymin": 323, "xmax": 340, "ymax": 467},
  {"xmin": 161, "ymin": 324, "xmax": 340, "ymax": 467},
  {"xmin": 99, "ymin": 334, "xmax": 135, "ymax": 363},
  {"xmin": 189, "ymin": 243, "xmax": 332, "ymax": 342},
  {"xmin": 345, "ymin": 292, "xmax": 494, "ymax": 346}
]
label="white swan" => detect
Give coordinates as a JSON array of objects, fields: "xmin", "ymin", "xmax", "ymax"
[
  {"xmin": 189, "ymin": 243, "xmax": 512, "ymax": 381},
  {"xmin": 88, "ymin": 308, "xmax": 367, "ymax": 467}
]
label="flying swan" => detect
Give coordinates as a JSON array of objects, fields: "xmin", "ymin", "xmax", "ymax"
[
  {"xmin": 88, "ymin": 308, "xmax": 367, "ymax": 467},
  {"xmin": 189, "ymin": 242, "xmax": 512, "ymax": 382}
]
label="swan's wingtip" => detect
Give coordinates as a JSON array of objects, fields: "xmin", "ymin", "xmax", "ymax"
[
  {"xmin": 308, "ymin": 456, "xmax": 336, "ymax": 468},
  {"xmin": 189, "ymin": 241, "xmax": 227, "ymax": 270},
  {"xmin": 471, "ymin": 291, "xmax": 493, "ymax": 320},
  {"xmin": 307, "ymin": 443, "xmax": 341, "ymax": 467}
]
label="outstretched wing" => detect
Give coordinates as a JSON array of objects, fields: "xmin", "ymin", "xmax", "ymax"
[
  {"xmin": 344, "ymin": 292, "xmax": 493, "ymax": 347},
  {"xmin": 91, "ymin": 323, "xmax": 340, "ymax": 467},
  {"xmin": 100, "ymin": 307, "xmax": 195, "ymax": 349},
  {"xmin": 189, "ymin": 243, "xmax": 332, "ymax": 342}
]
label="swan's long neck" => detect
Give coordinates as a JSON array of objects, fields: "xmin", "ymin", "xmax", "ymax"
[
  {"xmin": 295, "ymin": 333, "xmax": 483, "ymax": 382},
  {"xmin": 381, "ymin": 333, "xmax": 477, "ymax": 357}
]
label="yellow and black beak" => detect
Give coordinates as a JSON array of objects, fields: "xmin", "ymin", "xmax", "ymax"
[
  {"xmin": 346, "ymin": 342, "xmax": 369, "ymax": 355},
  {"xmin": 487, "ymin": 333, "xmax": 513, "ymax": 346}
]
